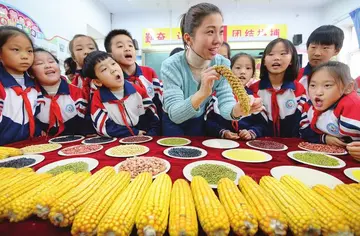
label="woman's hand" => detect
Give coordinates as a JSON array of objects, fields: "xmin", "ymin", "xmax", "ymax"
[
  {"xmin": 232, "ymin": 97, "xmax": 263, "ymax": 118},
  {"xmin": 192, "ymin": 67, "xmax": 220, "ymax": 110},
  {"xmin": 198, "ymin": 67, "xmax": 220, "ymax": 98}
]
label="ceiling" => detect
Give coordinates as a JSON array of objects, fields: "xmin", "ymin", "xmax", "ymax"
[{"xmin": 99, "ymin": 0, "xmax": 335, "ymax": 13}]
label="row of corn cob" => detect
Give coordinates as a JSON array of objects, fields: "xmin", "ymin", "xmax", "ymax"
[
  {"xmin": 1, "ymin": 166, "xmax": 360, "ymax": 236},
  {"xmin": 0, "ymin": 147, "xmax": 23, "ymax": 159}
]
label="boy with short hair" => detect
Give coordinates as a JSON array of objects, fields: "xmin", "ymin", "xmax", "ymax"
[
  {"xmin": 104, "ymin": 29, "xmax": 163, "ymax": 120},
  {"xmin": 297, "ymin": 25, "xmax": 344, "ymax": 93},
  {"xmin": 83, "ymin": 51, "xmax": 160, "ymax": 137}
]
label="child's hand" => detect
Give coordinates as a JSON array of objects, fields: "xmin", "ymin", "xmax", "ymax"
[
  {"xmin": 347, "ymin": 142, "xmax": 360, "ymax": 161},
  {"xmin": 138, "ymin": 130, "xmax": 146, "ymax": 136},
  {"xmin": 41, "ymin": 131, "xmax": 47, "ymax": 137},
  {"xmin": 223, "ymin": 130, "xmax": 239, "ymax": 140},
  {"xmin": 238, "ymin": 130, "xmax": 254, "ymax": 140},
  {"xmin": 325, "ymin": 135, "xmax": 346, "ymax": 147}
]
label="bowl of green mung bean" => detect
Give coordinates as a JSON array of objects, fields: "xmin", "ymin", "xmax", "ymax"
[
  {"xmin": 157, "ymin": 137, "xmax": 191, "ymax": 147},
  {"xmin": 287, "ymin": 151, "xmax": 346, "ymax": 169},
  {"xmin": 36, "ymin": 157, "xmax": 99, "ymax": 174},
  {"xmin": 183, "ymin": 160, "xmax": 245, "ymax": 188}
]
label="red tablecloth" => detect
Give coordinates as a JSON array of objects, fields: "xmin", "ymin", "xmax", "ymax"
[{"xmin": 1, "ymin": 136, "xmax": 359, "ymax": 236}]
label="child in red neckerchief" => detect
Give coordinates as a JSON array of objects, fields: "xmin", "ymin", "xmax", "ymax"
[{"xmin": 83, "ymin": 51, "xmax": 160, "ymax": 137}]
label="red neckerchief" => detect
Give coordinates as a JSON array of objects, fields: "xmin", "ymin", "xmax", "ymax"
[
  {"xmin": 45, "ymin": 94, "xmax": 64, "ymax": 137},
  {"xmin": 310, "ymin": 109, "xmax": 324, "ymax": 134},
  {"xmin": 267, "ymin": 88, "xmax": 286, "ymax": 136},
  {"xmin": 12, "ymin": 86, "xmax": 35, "ymax": 138},
  {"xmin": 72, "ymin": 73, "xmax": 91, "ymax": 100},
  {"xmin": 127, "ymin": 75, "xmax": 147, "ymax": 95},
  {"xmin": 108, "ymin": 95, "xmax": 135, "ymax": 136}
]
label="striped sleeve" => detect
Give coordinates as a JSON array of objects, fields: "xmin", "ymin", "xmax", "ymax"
[
  {"xmin": 90, "ymin": 91, "xmax": 139, "ymax": 137},
  {"xmin": 69, "ymin": 84, "xmax": 87, "ymax": 118},
  {"xmin": 151, "ymin": 69, "xmax": 163, "ymax": 103},
  {"xmin": 337, "ymin": 94, "xmax": 360, "ymax": 141}
]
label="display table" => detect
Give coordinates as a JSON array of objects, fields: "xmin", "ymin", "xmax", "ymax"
[{"xmin": 0, "ymin": 136, "xmax": 358, "ymax": 236}]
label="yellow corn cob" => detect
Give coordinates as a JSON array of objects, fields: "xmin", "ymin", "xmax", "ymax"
[
  {"xmin": 0, "ymin": 171, "xmax": 36, "ymax": 192},
  {"xmin": 34, "ymin": 171, "xmax": 90, "ymax": 219},
  {"xmin": 0, "ymin": 167, "xmax": 32, "ymax": 182},
  {"xmin": 313, "ymin": 184, "xmax": 360, "ymax": 234},
  {"xmin": 0, "ymin": 150, "xmax": 9, "ymax": 159},
  {"xmin": 280, "ymin": 175, "xmax": 352, "ymax": 236},
  {"xmin": 238, "ymin": 176, "xmax": 287, "ymax": 236},
  {"xmin": 259, "ymin": 176, "xmax": 321, "ymax": 236},
  {"xmin": 218, "ymin": 178, "xmax": 258, "ymax": 236},
  {"xmin": 214, "ymin": 65, "xmax": 251, "ymax": 115},
  {"xmin": 191, "ymin": 176, "xmax": 230, "ymax": 236},
  {"xmin": 169, "ymin": 179, "xmax": 198, "ymax": 236},
  {"xmin": 0, "ymin": 173, "xmax": 52, "ymax": 218},
  {"xmin": 0, "ymin": 167, "xmax": 15, "ymax": 177},
  {"xmin": 71, "ymin": 171, "xmax": 131, "ymax": 236},
  {"xmin": 49, "ymin": 166, "xmax": 115, "ymax": 227},
  {"xmin": 348, "ymin": 183, "xmax": 360, "ymax": 191},
  {"xmin": 7, "ymin": 171, "xmax": 75, "ymax": 222},
  {"xmin": 0, "ymin": 168, "xmax": 21, "ymax": 181},
  {"xmin": 335, "ymin": 184, "xmax": 360, "ymax": 208},
  {"xmin": 97, "ymin": 172, "xmax": 152, "ymax": 236},
  {"xmin": 0, "ymin": 146, "xmax": 23, "ymax": 157},
  {"xmin": 136, "ymin": 173, "xmax": 172, "ymax": 236}
]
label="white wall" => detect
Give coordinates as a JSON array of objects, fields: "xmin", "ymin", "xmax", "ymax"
[
  {"xmin": 112, "ymin": 6, "xmax": 323, "ymax": 50},
  {"xmin": 3, "ymin": 0, "xmax": 111, "ymax": 41},
  {"xmin": 322, "ymin": 0, "xmax": 360, "ymax": 25}
]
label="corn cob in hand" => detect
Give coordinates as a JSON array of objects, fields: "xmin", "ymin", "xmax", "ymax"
[{"xmin": 214, "ymin": 65, "xmax": 251, "ymax": 115}]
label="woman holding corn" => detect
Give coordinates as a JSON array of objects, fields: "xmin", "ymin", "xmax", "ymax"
[{"xmin": 161, "ymin": 2, "xmax": 262, "ymax": 136}]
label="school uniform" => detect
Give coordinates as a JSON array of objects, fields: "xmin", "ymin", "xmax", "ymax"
[
  {"xmin": 90, "ymin": 81, "xmax": 160, "ymax": 137},
  {"xmin": 299, "ymin": 91, "xmax": 360, "ymax": 143},
  {"xmin": 36, "ymin": 77, "xmax": 87, "ymax": 136},
  {"xmin": 0, "ymin": 67, "xmax": 39, "ymax": 145},
  {"xmin": 71, "ymin": 70, "xmax": 97, "ymax": 135},
  {"xmin": 250, "ymin": 79, "xmax": 307, "ymax": 137},
  {"xmin": 205, "ymin": 88, "xmax": 268, "ymax": 139},
  {"xmin": 297, "ymin": 63, "xmax": 312, "ymax": 96},
  {"xmin": 124, "ymin": 63, "xmax": 163, "ymax": 117}
]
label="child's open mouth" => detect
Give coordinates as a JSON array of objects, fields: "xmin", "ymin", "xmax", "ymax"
[
  {"xmin": 271, "ymin": 62, "xmax": 281, "ymax": 69},
  {"xmin": 314, "ymin": 97, "xmax": 323, "ymax": 108}
]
